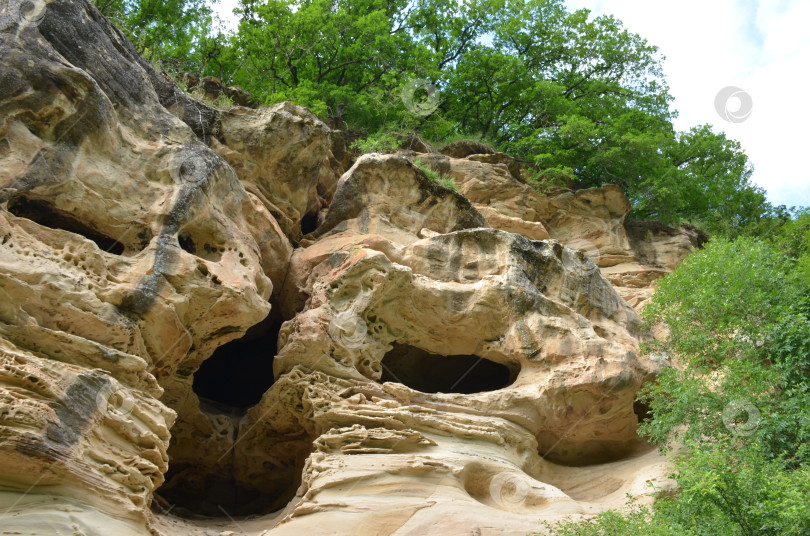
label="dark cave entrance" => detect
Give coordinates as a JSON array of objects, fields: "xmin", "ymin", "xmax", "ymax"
[
  {"xmin": 156, "ymin": 311, "xmax": 306, "ymax": 518},
  {"xmin": 379, "ymin": 344, "xmax": 516, "ymax": 394},
  {"xmin": 155, "ymin": 469, "xmax": 291, "ymax": 518},
  {"xmin": 300, "ymin": 211, "xmax": 320, "ymax": 236},
  {"xmin": 192, "ymin": 313, "xmax": 282, "ymax": 413}
]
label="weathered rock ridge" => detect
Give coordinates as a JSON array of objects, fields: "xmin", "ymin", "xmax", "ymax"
[{"xmin": 0, "ymin": 1, "xmax": 700, "ymax": 534}]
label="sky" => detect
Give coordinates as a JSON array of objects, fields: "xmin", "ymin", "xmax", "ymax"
[
  {"xmin": 562, "ymin": 0, "xmax": 810, "ymax": 208},
  {"xmin": 215, "ymin": 0, "xmax": 240, "ymax": 29},
  {"xmin": 213, "ymin": 0, "xmax": 810, "ymax": 208}
]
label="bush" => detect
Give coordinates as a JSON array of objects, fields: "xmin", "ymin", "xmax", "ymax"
[
  {"xmin": 412, "ymin": 159, "xmax": 459, "ymax": 191},
  {"xmin": 546, "ymin": 233, "xmax": 810, "ymax": 536},
  {"xmin": 352, "ymin": 132, "xmax": 400, "ymax": 154},
  {"xmin": 542, "ymin": 506, "xmax": 693, "ymax": 536}
]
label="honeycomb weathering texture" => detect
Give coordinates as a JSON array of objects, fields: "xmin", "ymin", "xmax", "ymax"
[{"xmin": 0, "ymin": 1, "xmax": 703, "ymax": 534}]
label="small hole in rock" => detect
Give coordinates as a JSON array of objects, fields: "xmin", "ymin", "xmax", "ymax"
[
  {"xmin": 177, "ymin": 228, "xmax": 223, "ymax": 262},
  {"xmin": 300, "ymin": 211, "xmax": 319, "ymax": 236},
  {"xmin": 192, "ymin": 313, "xmax": 282, "ymax": 413},
  {"xmin": 178, "ymin": 230, "xmax": 196, "ymax": 254},
  {"xmin": 380, "ymin": 344, "xmax": 515, "ymax": 394},
  {"xmin": 8, "ymin": 195, "xmax": 126, "ymax": 254},
  {"xmin": 634, "ymin": 400, "xmax": 653, "ymax": 424}
]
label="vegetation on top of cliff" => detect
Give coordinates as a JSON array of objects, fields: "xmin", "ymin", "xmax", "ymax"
[
  {"xmin": 93, "ymin": 0, "xmax": 217, "ymax": 62},
  {"xmin": 412, "ymin": 158, "xmax": 458, "ymax": 191},
  {"xmin": 93, "ymin": 0, "xmax": 797, "ymax": 237}
]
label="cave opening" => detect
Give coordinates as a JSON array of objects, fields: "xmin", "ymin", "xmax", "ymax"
[
  {"xmin": 7, "ymin": 195, "xmax": 126, "ymax": 254},
  {"xmin": 300, "ymin": 211, "xmax": 319, "ymax": 236},
  {"xmin": 379, "ymin": 344, "xmax": 515, "ymax": 394},
  {"xmin": 156, "ymin": 311, "xmax": 302, "ymax": 518},
  {"xmin": 155, "ymin": 462, "xmax": 301, "ymax": 518},
  {"xmin": 192, "ymin": 312, "xmax": 282, "ymax": 413}
]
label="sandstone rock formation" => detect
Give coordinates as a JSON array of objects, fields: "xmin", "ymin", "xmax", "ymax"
[
  {"xmin": 0, "ymin": 1, "xmax": 697, "ymax": 535},
  {"xmin": 407, "ymin": 153, "xmax": 706, "ymax": 309}
]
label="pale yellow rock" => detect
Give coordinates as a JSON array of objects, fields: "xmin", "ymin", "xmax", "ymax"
[
  {"xmin": 474, "ymin": 205, "xmax": 551, "ymax": 241},
  {"xmin": 0, "ymin": 2, "xmax": 695, "ymax": 535},
  {"xmin": 0, "ymin": 1, "xmax": 283, "ymax": 531},
  {"xmin": 405, "ymin": 151, "xmax": 703, "ymax": 311},
  {"xmin": 212, "ymin": 103, "xmax": 332, "ymax": 241}
]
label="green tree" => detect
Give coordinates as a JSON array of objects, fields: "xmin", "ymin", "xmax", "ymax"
[
  {"xmin": 101, "ymin": 0, "xmax": 779, "ymax": 230},
  {"xmin": 637, "ymin": 236, "xmax": 810, "ymax": 534},
  {"xmin": 93, "ymin": 0, "xmax": 217, "ymax": 63},
  {"xmin": 662, "ymin": 126, "xmax": 767, "ymax": 232},
  {"xmin": 231, "ymin": 0, "xmax": 423, "ymax": 128},
  {"xmin": 772, "ymin": 208, "xmax": 810, "ymax": 280}
]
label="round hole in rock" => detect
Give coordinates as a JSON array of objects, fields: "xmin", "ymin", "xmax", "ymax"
[
  {"xmin": 379, "ymin": 344, "xmax": 515, "ymax": 394},
  {"xmin": 192, "ymin": 313, "xmax": 282, "ymax": 413}
]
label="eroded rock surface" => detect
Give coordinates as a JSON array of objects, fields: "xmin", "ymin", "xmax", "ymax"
[
  {"xmin": 408, "ymin": 153, "xmax": 705, "ymax": 309},
  {"xmin": 1, "ymin": 0, "xmax": 281, "ymax": 531},
  {"xmin": 1, "ymin": 2, "xmax": 691, "ymax": 535}
]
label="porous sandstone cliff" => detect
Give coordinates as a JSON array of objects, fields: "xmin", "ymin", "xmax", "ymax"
[{"xmin": 0, "ymin": 1, "xmax": 702, "ymax": 534}]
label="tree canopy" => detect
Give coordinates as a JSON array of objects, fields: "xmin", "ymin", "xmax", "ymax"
[
  {"xmin": 92, "ymin": 0, "xmax": 216, "ymax": 61},
  {"xmin": 103, "ymin": 0, "xmax": 789, "ymax": 232}
]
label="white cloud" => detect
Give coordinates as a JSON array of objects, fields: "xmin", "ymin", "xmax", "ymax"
[{"xmin": 564, "ymin": 0, "xmax": 810, "ymax": 208}]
